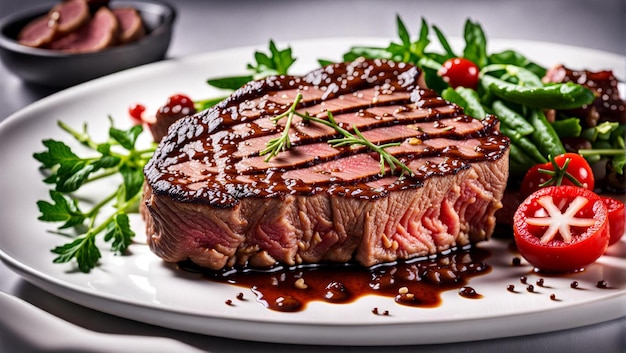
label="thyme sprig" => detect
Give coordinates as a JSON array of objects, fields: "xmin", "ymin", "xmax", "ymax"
[
  {"xmin": 259, "ymin": 92, "xmax": 303, "ymax": 161},
  {"xmin": 260, "ymin": 93, "xmax": 413, "ymax": 176}
]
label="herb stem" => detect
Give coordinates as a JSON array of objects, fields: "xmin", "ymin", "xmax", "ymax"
[
  {"xmin": 58, "ymin": 121, "xmax": 100, "ymax": 150},
  {"xmin": 262, "ymin": 92, "xmax": 413, "ymax": 176},
  {"xmin": 306, "ymin": 113, "xmax": 413, "ymax": 176},
  {"xmin": 259, "ymin": 92, "xmax": 303, "ymax": 161},
  {"xmin": 86, "ymin": 169, "xmax": 119, "ymax": 183},
  {"xmin": 87, "ymin": 189, "xmax": 118, "ymax": 221},
  {"xmin": 578, "ymin": 149, "xmax": 626, "ymax": 157}
]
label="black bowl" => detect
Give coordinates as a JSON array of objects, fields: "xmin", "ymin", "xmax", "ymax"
[{"xmin": 0, "ymin": 0, "xmax": 176, "ymax": 88}]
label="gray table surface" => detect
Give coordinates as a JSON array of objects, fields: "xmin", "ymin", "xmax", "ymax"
[{"xmin": 0, "ymin": 0, "xmax": 625, "ymax": 352}]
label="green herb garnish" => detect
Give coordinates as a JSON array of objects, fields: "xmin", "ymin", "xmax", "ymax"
[
  {"xmin": 260, "ymin": 93, "xmax": 413, "ymax": 177},
  {"xmin": 259, "ymin": 92, "xmax": 303, "ymax": 161},
  {"xmin": 207, "ymin": 39, "xmax": 296, "ymax": 90},
  {"xmin": 200, "ymin": 40, "xmax": 297, "ymax": 111},
  {"xmin": 34, "ymin": 120, "xmax": 155, "ymax": 272}
]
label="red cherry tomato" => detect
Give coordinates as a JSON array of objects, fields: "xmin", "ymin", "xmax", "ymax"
[
  {"xmin": 520, "ymin": 153, "xmax": 594, "ymax": 199},
  {"xmin": 128, "ymin": 103, "xmax": 146, "ymax": 124},
  {"xmin": 437, "ymin": 58, "xmax": 480, "ymax": 89},
  {"xmin": 602, "ymin": 196, "xmax": 625, "ymax": 246},
  {"xmin": 157, "ymin": 94, "xmax": 195, "ymax": 118},
  {"xmin": 513, "ymin": 186, "xmax": 609, "ymax": 273}
]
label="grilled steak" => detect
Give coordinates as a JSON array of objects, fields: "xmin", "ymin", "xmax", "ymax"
[{"xmin": 143, "ymin": 58, "xmax": 510, "ymax": 270}]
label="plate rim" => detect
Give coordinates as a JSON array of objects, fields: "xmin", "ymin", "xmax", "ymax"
[{"xmin": 2, "ymin": 246, "xmax": 625, "ymax": 346}]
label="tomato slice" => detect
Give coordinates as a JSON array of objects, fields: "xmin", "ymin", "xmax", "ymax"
[
  {"xmin": 602, "ymin": 196, "xmax": 625, "ymax": 246},
  {"xmin": 513, "ymin": 186, "xmax": 609, "ymax": 273},
  {"xmin": 520, "ymin": 153, "xmax": 595, "ymax": 199}
]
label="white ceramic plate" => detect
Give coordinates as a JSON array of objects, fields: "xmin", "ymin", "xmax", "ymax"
[{"xmin": 0, "ymin": 38, "xmax": 624, "ymax": 346}]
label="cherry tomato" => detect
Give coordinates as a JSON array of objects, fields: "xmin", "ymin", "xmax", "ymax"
[
  {"xmin": 128, "ymin": 103, "xmax": 146, "ymax": 124},
  {"xmin": 602, "ymin": 196, "xmax": 625, "ymax": 246},
  {"xmin": 520, "ymin": 153, "xmax": 594, "ymax": 199},
  {"xmin": 513, "ymin": 186, "xmax": 609, "ymax": 273},
  {"xmin": 157, "ymin": 94, "xmax": 195, "ymax": 118},
  {"xmin": 437, "ymin": 58, "xmax": 480, "ymax": 89}
]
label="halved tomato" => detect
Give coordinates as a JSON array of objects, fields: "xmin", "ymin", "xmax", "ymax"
[
  {"xmin": 513, "ymin": 186, "xmax": 609, "ymax": 273},
  {"xmin": 602, "ymin": 196, "xmax": 625, "ymax": 246}
]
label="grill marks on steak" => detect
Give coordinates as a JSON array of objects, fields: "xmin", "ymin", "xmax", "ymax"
[{"xmin": 143, "ymin": 58, "xmax": 510, "ymax": 270}]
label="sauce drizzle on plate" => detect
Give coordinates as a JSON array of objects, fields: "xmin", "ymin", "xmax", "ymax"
[{"xmin": 180, "ymin": 245, "xmax": 491, "ymax": 312}]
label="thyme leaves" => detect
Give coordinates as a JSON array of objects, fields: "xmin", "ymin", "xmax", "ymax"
[{"xmin": 261, "ymin": 93, "xmax": 413, "ymax": 177}]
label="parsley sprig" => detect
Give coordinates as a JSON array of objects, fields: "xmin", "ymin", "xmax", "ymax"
[
  {"xmin": 260, "ymin": 93, "xmax": 413, "ymax": 176},
  {"xmin": 197, "ymin": 40, "xmax": 297, "ymax": 111},
  {"xmin": 34, "ymin": 119, "xmax": 155, "ymax": 273}
]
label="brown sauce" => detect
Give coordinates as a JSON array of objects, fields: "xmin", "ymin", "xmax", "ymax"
[{"xmin": 179, "ymin": 245, "xmax": 491, "ymax": 312}]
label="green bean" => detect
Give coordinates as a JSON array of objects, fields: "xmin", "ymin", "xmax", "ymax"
[
  {"xmin": 491, "ymin": 100, "xmax": 534, "ymax": 135},
  {"xmin": 508, "ymin": 143, "xmax": 536, "ymax": 175},
  {"xmin": 480, "ymin": 74, "xmax": 595, "ymax": 110},
  {"xmin": 455, "ymin": 87, "xmax": 487, "ymax": 119},
  {"xmin": 441, "ymin": 87, "xmax": 466, "ymax": 108},
  {"xmin": 581, "ymin": 121, "xmax": 621, "ymax": 142},
  {"xmin": 501, "ymin": 124, "xmax": 548, "ymax": 164},
  {"xmin": 551, "ymin": 117, "xmax": 582, "ymax": 138},
  {"xmin": 418, "ymin": 57, "xmax": 444, "ymax": 71},
  {"xmin": 441, "ymin": 87, "xmax": 486, "ymax": 119},
  {"xmin": 528, "ymin": 109, "xmax": 566, "ymax": 157},
  {"xmin": 487, "ymin": 50, "xmax": 547, "ymax": 78},
  {"xmin": 481, "ymin": 64, "xmax": 543, "ymax": 87}
]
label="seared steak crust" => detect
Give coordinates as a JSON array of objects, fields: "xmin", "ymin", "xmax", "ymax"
[{"xmin": 143, "ymin": 58, "xmax": 510, "ymax": 270}]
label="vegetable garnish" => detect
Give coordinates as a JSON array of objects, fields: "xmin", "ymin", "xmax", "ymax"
[
  {"xmin": 602, "ymin": 196, "xmax": 625, "ymax": 246},
  {"xmin": 306, "ymin": 110, "xmax": 414, "ymax": 177},
  {"xmin": 198, "ymin": 40, "xmax": 297, "ymax": 111},
  {"xmin": 259, "ymin": 92, "xmax": 302, "ymax": 161},
  {"xmin": 329, "ymin": 16, "xmax": 602, "ymax": 181},
  {"xmin": 438, "ymin": 57, "xmax": 480, "ymax": 90},
  {"xmin": 513, "ymin": 186, "xmax": 609, "ymax": 273},
  {"xmin": 579, "ymin": 122, "xmax": 626, "ymax": 176},
  {"xmin": 260, "ymin": 93, "xmax": 413, "ymax": 177},
  {"xmin": 520, "ymin": 153, "xmax": 595, "ymax": 198},
  {"xmin": 525, "ymin": 194, "xmax": 596, "ymax": 244},
  {"xmin": 34, "ymin": 120, "xmax": 155, "ymax": 272}
]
